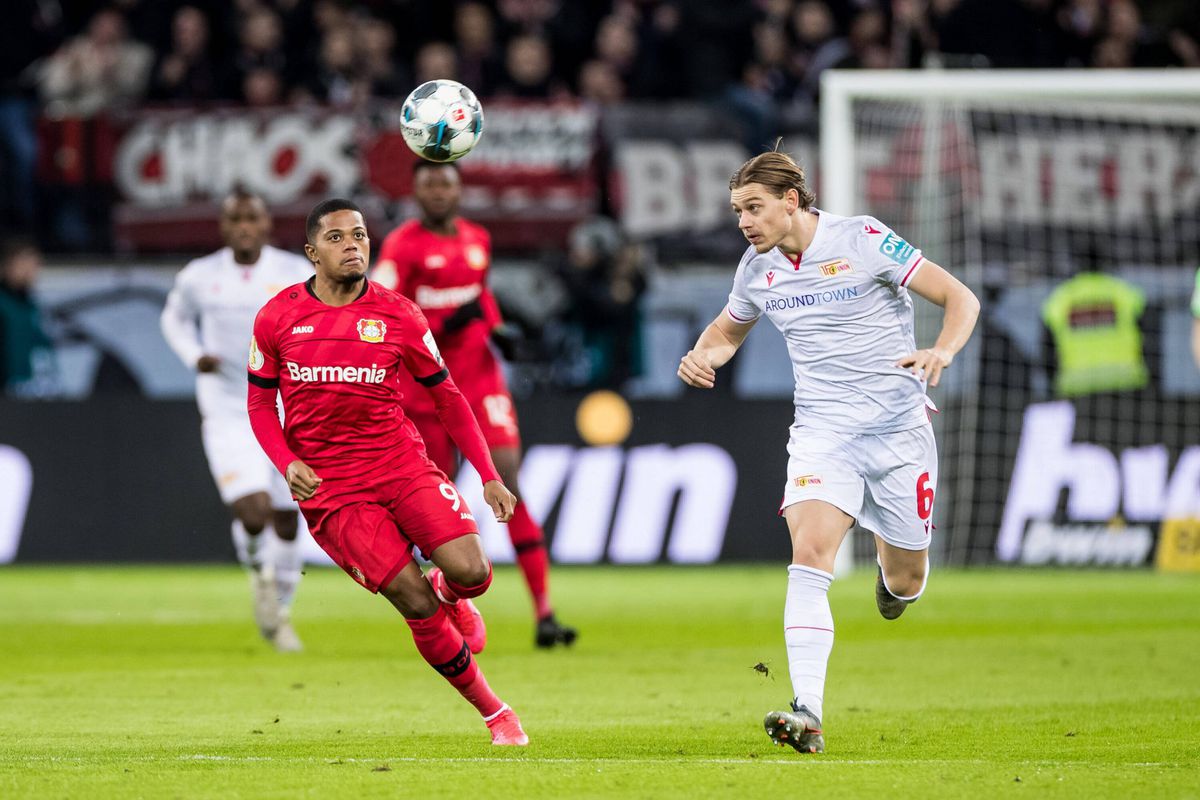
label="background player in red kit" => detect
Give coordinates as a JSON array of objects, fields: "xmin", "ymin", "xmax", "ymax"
[
  {"xmin": 246, "ymin": 198, "xmax": 528, "ymax": 745},
  {"xmin": 375, "ymin": 160, "xmax": 577, "ymax": 648}
]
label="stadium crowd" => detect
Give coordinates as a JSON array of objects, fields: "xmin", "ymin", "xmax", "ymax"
[{"xmin": 4, "ymin": 0, "xmax": 1199, "ymax": 239}]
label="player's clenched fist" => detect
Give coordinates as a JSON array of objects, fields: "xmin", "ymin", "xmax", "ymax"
[
  {"xmin": 678, "ymin": 349, "xmax": 717, "ymax": 389},
  {"xmin": 285, "ymin": 460, "xmax": 323, "ymax": 500},
  {"xmin": 483, "ymin": 480, "xmax": 517, "ymax": 523}
]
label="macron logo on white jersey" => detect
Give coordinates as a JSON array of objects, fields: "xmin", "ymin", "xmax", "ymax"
[
  {"xmin": 291, "ymin": 325, "xmax": 314, "ymax": 334},
  {"xmin": 286, "ymin": 361, "xmax": 386, "ymax": 384}
]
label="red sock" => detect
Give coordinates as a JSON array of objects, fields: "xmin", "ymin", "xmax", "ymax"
[
  {"xmin": 509, "ymin": 501, "xmax": 552, "ymax": 619},
  {"xmin": 406, "ymin": 605, "xmax": 503, "ymax": 717}
]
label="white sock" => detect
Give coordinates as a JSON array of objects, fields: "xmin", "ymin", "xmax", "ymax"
[
  {"xmin": 877, "ymin": 556, "xmax": 929, "ymax": 602},
  {"xmin": 270, "ymin": 526, "xmax": 302, "ymax": 610},
  {"xmin": 231, "ymin": 520, "xmax": 265, "ymax": 570},
  {"xmin": 784, "ymin": 564, "xmax": 835, "ymax": 722}
]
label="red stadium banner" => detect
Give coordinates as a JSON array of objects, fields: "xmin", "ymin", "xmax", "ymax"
[{"xmin": 37, "ymin": 102, "xmax": 599, "ymax": 254}]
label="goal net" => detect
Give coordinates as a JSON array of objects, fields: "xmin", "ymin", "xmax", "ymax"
[{"xmin": 821, "ymin": 70, "xmax": 1200, "ymax": 567}]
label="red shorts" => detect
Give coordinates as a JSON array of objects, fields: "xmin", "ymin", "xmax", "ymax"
[{"xmin": 299, "ymin": 465, "xmax": 479, "ymax": 592}]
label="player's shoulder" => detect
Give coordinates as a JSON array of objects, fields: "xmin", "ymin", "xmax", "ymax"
[
  {"xmin": 176, "ymin": 247, "xmax": 227, "ymax": 281},
  {"xmin": 458, "ymin": 217, "xmax": 491, "ymax": 243},
  {"xmin": 256, "ymin": 280, "xmax": 311, "ymax": 325},
  {"xmin": 821, "ymin": 210, "xmax": 901, "ymax": 257},
  {"xmin": 382, "ymin": 219, "xmax": 424, "ymax": 245},
  {"xmin": 735, "ymin": 244, "xmax": 768, "ymax": 276},
  {"xmin": 263, "ymin": 245, "xmax": 314, "ymax": 275},
  {"xmin": 366, "ymin": 281, "xmax": 423, "ymax": 317},
  {"xmin": 822, "ymin": 210, "xmax": 885, "ymax": 240}
]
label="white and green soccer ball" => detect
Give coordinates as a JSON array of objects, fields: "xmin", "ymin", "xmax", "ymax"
[{"xmin": 399, "ymin": 79, "xmax": 485, "ymax": 163}]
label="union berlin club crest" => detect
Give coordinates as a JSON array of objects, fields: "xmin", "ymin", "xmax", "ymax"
[{"xmin": 357, "ymin": 319, "xmax": 386, "ymax": 343}]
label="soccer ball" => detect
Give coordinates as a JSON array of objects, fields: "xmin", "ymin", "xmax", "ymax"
[{"xmin": 399, "ymin": 80, "xmax": 485, "ymax": 163}]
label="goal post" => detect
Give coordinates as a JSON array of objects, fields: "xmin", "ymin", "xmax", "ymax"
[{"xmin": 820, "ymin": 69, "xmax": 1200, "ymax": 568}]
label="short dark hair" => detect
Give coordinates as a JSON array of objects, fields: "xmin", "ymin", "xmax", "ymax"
[
  {"xmin": 412, "ymin": 159, "xmax": 460, "ymax": 175},
  {"xmin": 305, "ymin": 198, "xmax": 363, "ymax": 243}
]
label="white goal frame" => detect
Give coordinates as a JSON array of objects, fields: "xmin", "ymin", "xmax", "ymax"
[{"xmin": 819, "ymin": 69, "xmax": 1200, "ymax": 569}]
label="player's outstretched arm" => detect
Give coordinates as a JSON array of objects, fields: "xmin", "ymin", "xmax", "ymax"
[
  {"xmin": 678, "ymin": 308, "xmax": 756, "ymax": 389},
  {"xmin": 897, "ymin": 260, "xmax": 981, "ymax": 387}
]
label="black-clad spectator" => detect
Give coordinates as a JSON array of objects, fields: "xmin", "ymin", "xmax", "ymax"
[
  {"xmin": 148, "ymin": 6, "xmax": 222, "ymax": 102},
  {"xmin": 557, "ymin": 217, "xmax": 647, "ymax": 390},
  {"xmin": 496, "ymin": 34, "xmax": 569, "ymax": 99},
  {"xmin": 227, "ymin": 7, "xmax": 289, "ymax": 101},
  {"xmin": 38, "ymin": 7, "xmax": 153, "ymax": 117},
  {"xmin": 455, "ymin": 2, "xmax": 504, "ymax": 98},
  {"xmin": 0, "ymin": 0, "xmax": 62, "ymax": 234},
  {"xmin": 414, "ymin": 42, "xmax": 458, "ymax": 84}
]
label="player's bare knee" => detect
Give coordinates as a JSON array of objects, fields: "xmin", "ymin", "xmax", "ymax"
[
  {"xmin": 447, "ymin": 557, "xmax": 491, "ymax": 591},
  {"xmin": 883, "ymin": 566, "xmax": 926, "ymax": 599},
  {"xmin": 791, "ymin": 541, "xmax": 836, "ymax": 572},
  {"xmin": 272, "ymin": 510, "xmax": 299, "ymax": 541},
  {"xmin": 231, "ymin": 493, "xmax": 270, "ymax": 534}
]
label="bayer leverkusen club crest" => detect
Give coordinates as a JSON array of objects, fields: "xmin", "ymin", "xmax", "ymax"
[{"xmin": 357, "ymin": 319, "xmax": 386, "ymax": 343}]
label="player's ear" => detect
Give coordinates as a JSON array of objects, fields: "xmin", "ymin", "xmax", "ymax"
[
  {"xmin": 303, "ymin": 243, "xmax": 318, "ymax": 265},
  {"xmin": 784, "ymin": 188, "xmax": 799, "ymax": 215}
]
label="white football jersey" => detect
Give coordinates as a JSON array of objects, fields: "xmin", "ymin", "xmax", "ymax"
[
  {"xmin": 727, "ymin": 209, "xmax": 931, "ymax": 434},
  {"xmin": 161, "ymin": 245, "xmax": 313, "ymax": 418}
]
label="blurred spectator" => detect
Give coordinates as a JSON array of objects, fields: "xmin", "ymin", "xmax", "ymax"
[
  {"xmin": 305, "ymin": 28, "xmax": 360, "ymax": 106},
  {"xmin": 0, "ymin": 0, "xmax": 61, "ymax": 234},
  {"xmin": 496, "ymin": 34, "xmax": 568, "ymax": 99},
  {"xmin": 0, "ymin": 238, "xmax": 53, "ymax": 394},
  {"xmin": 242, "ymin": 66, "xmax": 285, "ymax": 107},
  {"xmin": 38, "ymin": 7, "xmax": 153, "ymax": 117},
  {"xmin": 1057, "ymin": 0, "xmax": 1107, "ymax": 65},
  {"xmin": 227, "ymin": 7, "xmax": 289, "ymax": 102},
  {"xmin": 1101, "ymin": 0, "xmax": 1175, "ymax": 66},
  {"xmin": 496, "ymin": 0, "xmax": 560, "ymax": 37},
  {"xmin": 790, "ymin": 0, "xmax": 838, "ymax": 86},
  {"xmin": 672, "ymin": 0, "xmax": 757, "ymax": 99},
  {"xmin": 578, "ymin": 59, "xmax": 625, "ymax": 106},
  {"xmin": 455, "ymin": 2, "xmax": 504, "ymax": 97},
  {"xmin": 414, "ymin": 42, "xmax": 458, "ymax": 84},
  {"xmin": 357, "ymin": 15, "xmax": 407, "ymax": 98},
  {"xmin": 592, "ymin": 13, "xmax": 660, "ymax": 99},
  {"xmin": 557, "ymin": 216, "xmax": 647, "ymax": 389},
  {"xmin": 148, "ymin": 6, "xmax": 221, "ymax": 103}
]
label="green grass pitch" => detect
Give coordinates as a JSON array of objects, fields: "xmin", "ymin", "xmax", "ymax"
[{"xmin": 1, "ymin": 565, "xmax": 1197, "ymax": 798}]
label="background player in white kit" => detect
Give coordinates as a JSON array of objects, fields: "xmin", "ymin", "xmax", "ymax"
[
  {"xmin": 678, "ymin": 151, "xmax": 979, "ymax": 753},
  {"xmin": 161, "ymin": 189, "xmax": 314, "ymax": 651}
]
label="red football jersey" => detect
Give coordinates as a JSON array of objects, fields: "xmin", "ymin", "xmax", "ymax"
[
  {"xmin": 248, "ymin": 279, "xmax": 454, "ymax": 481},
  {"xmin": 375, "ymin": 218, "xmax": 503, "ymax": 351}
]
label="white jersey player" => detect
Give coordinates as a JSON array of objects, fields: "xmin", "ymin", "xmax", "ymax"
[
  {"xmin": 161, "ymin": 189, "xmax": 314, "ymax": 652},
  {"xmin": 678, "ymin": 150, "xmax": 979, "ymax": 754}
]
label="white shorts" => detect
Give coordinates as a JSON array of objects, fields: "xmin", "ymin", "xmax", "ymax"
[
  {"xmin": 201, "ymin": 413, "xmax": 294, "ymax": 508},
  {"xmin": 781, "ymin": 423, "xmax": 938, "ymax": 551}
]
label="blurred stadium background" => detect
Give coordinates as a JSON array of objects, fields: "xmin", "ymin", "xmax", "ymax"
[
  {"xmin": 3, "ymin": 0, "xmax": 1200, "ymax": 572},
  {"xmin": 4, "ymin": 1, "xmax": 1200, "ymax": 795}
]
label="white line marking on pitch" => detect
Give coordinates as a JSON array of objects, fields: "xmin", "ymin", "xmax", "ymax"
[{"xmin": 12, "ymin": 755, "xmax": 1180, "ymax": 768}]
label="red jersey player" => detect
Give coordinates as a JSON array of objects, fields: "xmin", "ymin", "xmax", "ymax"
[
  {"xmin": 246, "ymin": 198, "xmax": 528, "ymax": 745},
  {"xmin": 375, "ymin": 160, "xmax": 577, "ymax": 648}
]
